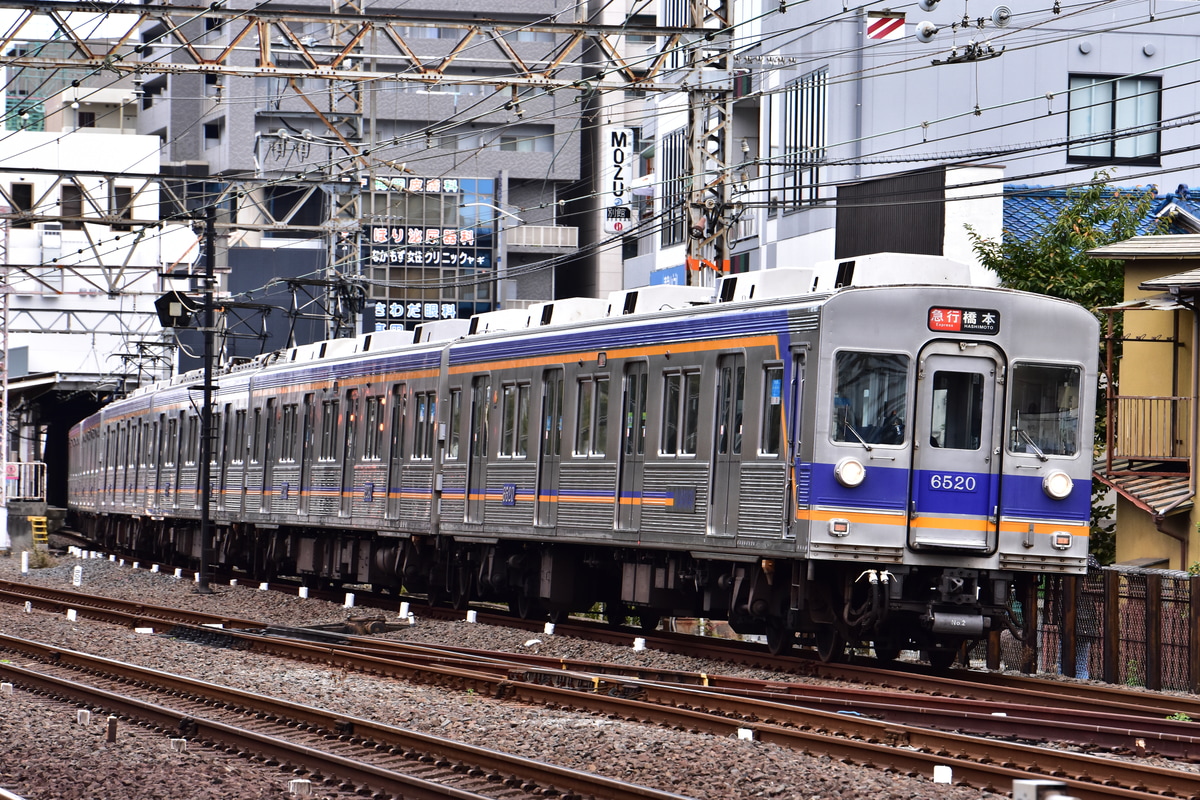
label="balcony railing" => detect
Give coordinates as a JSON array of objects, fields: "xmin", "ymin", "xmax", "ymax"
[
  {"xmin": 5, "ymin": 461, "xmax": 46, "ymax": 501},
  {"xmin": 1108, "ymin": 395, "xmax": 1191, "ymax": 463}
]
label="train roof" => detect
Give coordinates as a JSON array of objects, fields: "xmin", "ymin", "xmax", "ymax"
[{"xmin": 110, "ymin": 257, "xmax": 1069, "ymax": 407}]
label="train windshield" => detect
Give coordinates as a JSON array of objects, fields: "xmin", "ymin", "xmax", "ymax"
[
  {"xmin": 832, "ymin": 351, "xmax": 909, "ymax": 446},
  {"xmin": 1008, "ymin": 363, "xmax": 1082, "ymax": 457}
]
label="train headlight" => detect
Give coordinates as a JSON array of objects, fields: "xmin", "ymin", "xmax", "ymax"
[
  {"xmin": 1042, "ymin": 470, "xmax": 1074, "ymax": 500},
  {"xmin": 834, "ymin": 457, "xmax": 867, "ymax": 488}
]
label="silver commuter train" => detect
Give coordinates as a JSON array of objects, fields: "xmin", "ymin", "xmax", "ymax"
[{"xmin": 68, "ymin": 256, "xmax": 1098, "ymax": 664}]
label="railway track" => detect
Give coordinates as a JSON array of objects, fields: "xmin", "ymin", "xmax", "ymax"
[
  {"xmin": 0, "ymin": 638, "xmax": 695, "ymax": 800},
  {"xmin": 3, "ymin": 579, "xmax": 1199, "ymax": 800}
]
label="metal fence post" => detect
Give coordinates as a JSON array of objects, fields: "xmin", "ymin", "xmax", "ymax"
[
  {"xmin": 1103, "ymin": 568, "xmax": 1121, "ymax": 684},
  {"xmin": 1190, "ymin": 575, "xmax": 1200, "ymax": 694},
  {"xmin": 1062, "ymin": 575, "xmax": 1078, "ymax": 678},
  {"xmin": 1146, "ymin": 573, "xmax": 1163, "ymax": 691}
]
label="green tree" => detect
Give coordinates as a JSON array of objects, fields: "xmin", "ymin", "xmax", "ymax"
[
  {"xmin": 967, "ymin": 171, "xmax": 1165, "ymax": 318},
  {"xmin": 966, "ymin": 171, "xmax": 1168, "ymax": 565}
]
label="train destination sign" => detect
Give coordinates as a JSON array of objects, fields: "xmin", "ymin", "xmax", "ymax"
[{"xmin": 927, "ymin": 307, "xmax": 1000, "ymax": 335}]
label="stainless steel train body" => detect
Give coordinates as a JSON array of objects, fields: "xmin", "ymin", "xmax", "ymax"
[{"xmin": 68, "ymin": 273, "xmax": 1099, "ymax": 662}]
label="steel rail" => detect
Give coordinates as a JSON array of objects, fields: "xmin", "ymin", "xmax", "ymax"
[{"xmin": 0, "ymin": 643, "xmax": 695, "ymax": 800}]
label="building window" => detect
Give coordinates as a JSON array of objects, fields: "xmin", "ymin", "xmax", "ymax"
[
  {"xmin": 10, "ymin": 183, "xmax": 32, "ymax": 229},
  {"xmin": 497, "ymin": 127, "xmax": 553, "ymax": 152},
  {"xmin": 782, "ymin": 68, "xmax": 827, "ymax": 209},
  {"xmin": 663, "ymin": 0, "xmax": 687, "ymax": 71},
  {"xmin": 659, "ymin": 127, "xmax": 687, "ymax": 247},
  {"xmin": 513, "ymin": 29, "xmax": 554, "ymax": 43},
  {"xmin": 1068, "ymin": 74, "xmax": 1161, "ymax": 165},
  {"xmin": 203, "ymin": 119, "xmax": 223, "ymax": 148},
  {"xmin": 111, "ymin": 185, "xmax": 133, "ymax": 231},
  {"xmin": 77, "ymin": 110, "xmax": 96, "ymax": 128},
  {"xmin": 60, "ymin": 184, "xmax": 83, "ymax": 230}
]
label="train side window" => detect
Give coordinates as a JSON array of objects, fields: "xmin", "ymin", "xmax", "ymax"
[
  {"xmin": 232, "ymin": 409, "xmax": 247, "ymax": 464},
  {"xmin": 343, "ymin": 389, "xmax": 359, "ymax": 463},
  {"xmin": 575, "ymin": 376, "xmax": 610, "ymax": 457},
  {"xmin": 319, "ymin": 399, "xmax": 339, "ymax": 461},
  {"xmin": 210, "ymin": 411, "xmax": 222, "ymax": 465},
  {"xmin": 184, "ymin": 415, "xmax": 199, "ymax": 464},
  {"xmin": 541, "ymin": 370, "xmax": 564, "ymax": 457},
  {"xmin": 761, "ymin": 365, "xmax": 784, "ymax": 456},
  {"xmin": 250, "ymin": 408, "xmax": 262, "ymax": 464},
  {"xmin": 500, "ymin": 383, "xmax": 531, "ymax": 458},
  {"xmin": 414, "ymin": 391, "xmax": 437, "ymax": 459},
  {"xmin": 363, "ymin": 396, "xmax": 384, "ymax": 460},
  {"xmin": 832, "ymin": 351, "xmax": 909, "ymax": 446},
  {"xmin": 165, "ymin": 417, "xmax": 178, "ymax": 466},
  {"xmin": 281, "ymin": 403, "xmax": 299, "ymax": 462},
  {"xmin": 1008, "ymin": 363, "xmax": 1082, "ymax": 457},
  {"xmin": 447, "ymin": 388, "xmax": 462, "ymax": 460},
  {"xmin": 388, "ymin": 385, "xmax": 407, "ymax": 463},
  {"xmin": 661, "ymin": 371, "xmax": 701, "ymax": 456},
  {"xmin": 595, "ymin": 378, "xmax": 609, "ymax": 455},
  {"xmin": 576, "ymin": 379, "xmax": 594, "ymax": 455}
]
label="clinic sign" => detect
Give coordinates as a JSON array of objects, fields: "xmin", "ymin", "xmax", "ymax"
[{"xmin": 602, "ymin": 127, "xmax": 634, "ymax": 234}]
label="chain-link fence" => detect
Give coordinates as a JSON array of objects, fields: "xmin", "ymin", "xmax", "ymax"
[{"xmin": 981, "ymin": 565, "xmax": 1199, "ymax": 691}]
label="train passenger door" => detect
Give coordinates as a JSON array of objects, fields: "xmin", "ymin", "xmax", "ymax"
[
  {"xmin": 466, "ymin": 375, "xmax": 490, "ymax": 523},
  {"xmin": 711, "ymin": 353, "xmax": 746, "ymax": 537},
  {"xmin": 786, "ymin": 352, "xmax": 806, "ymax": 538},
  {"xmin": 261, "ymin": 398, "xmax": 277, "ymax": 512},
  {"xmin": 616, "ymin": 361, "xmax": 647, "ymax": 531},
  {"xmin": 536, "ymin": 368, "xmax": 563, "ymax": 527},
  {"xmin": 385, "ymin": 384, "xmax": 407, "ymax": 519},
  {"xmin": 909, "ymin": 342, "xmax": 1004, "ymax": 551},
  {"xmin": 341, "ymin": 389, "xmax": 358, "ymax": 517},
  {"xmin": 297, "ymin": 394, "xmax": 314, "ymax": 516}
]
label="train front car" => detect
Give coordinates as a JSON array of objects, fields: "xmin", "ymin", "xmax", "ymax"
[{"xmin": 799, "ymin": 285, "xmax": 1098, "ymax": 666}]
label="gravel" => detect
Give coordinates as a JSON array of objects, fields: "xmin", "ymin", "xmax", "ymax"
[{"xmin": 0, "ymin": 550, "xmax": 1011, "ymax": 800}]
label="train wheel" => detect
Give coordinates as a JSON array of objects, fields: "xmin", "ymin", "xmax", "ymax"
[
  {"xmin": 637, "ymin": 612, "xmax": 661, "ymax": 632},
  {"xmin": 928, "ymin": 648, "xmax": 958, "ymax": 670},
  {"xmin": 873, "ymin": 646, "xmax": 901, "ymax": 663},
  {"xmin": 604, "ymin": 599, "xmax": 630, "ymax": 628},
  {"xmin": 547, "ymin": 607, "xmax": 570, "ymax": 624},
  {"xmin": 815, "ymin": 628, "xmax": 846, "ymax": 663},
  {"xmin": 508, "ymin": 595, "xmax": 541, "ymax": 620},
  {"xmin": 765, "ymin": 619, "xmax": 794, "ymax": 656},
  {"xmin": 451, "ymin": 572, "xmax": 473, "ymax": 610}
]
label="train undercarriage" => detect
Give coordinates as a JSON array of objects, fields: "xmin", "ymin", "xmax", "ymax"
[{"xmin": 75, "ymin": 512, "xmax": 1029, "ymax": 667}]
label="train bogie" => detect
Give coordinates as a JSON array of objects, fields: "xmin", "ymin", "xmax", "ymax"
[{"xmin": 68, "ymin": 262, "xmax": 1098, "ymax": 664}]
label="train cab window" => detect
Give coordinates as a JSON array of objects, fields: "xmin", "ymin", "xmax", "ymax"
[
  {"xmin": 500, "ymin": 383, "xmax": 531, "ymax": 458},
  {"xmin": 363, "ymin": 396, "xmax": 384, "ymax": 460},
  {"xmin": 929, "ymin": 371, "xmax": 984, "ymax": 450},
  {"xmin": 446, "ymin": 389, "xmax": 462, "ymax": 460},
  {"xmin": 575, "ymin": 376, "xmax": 610, "ymax": 456},
  {"xmin": 832, "ymin": 351, "xmax": 909, "ymax": 446},
  {"xmin": 661, "ymin": 371, "xmax": 701, "ymax": 456},
  {"xmin": 1008, "ymin": 363, "xmax": 1082, "ymax": 457},
  {"xmin": 761, "ymin": 365, "xmax": 784, "ymax": 456}
]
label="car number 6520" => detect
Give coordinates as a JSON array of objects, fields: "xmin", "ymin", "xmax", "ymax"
[{"xmin": 930, "ymin": 474, "xmax": 977, "ymax": 492}]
